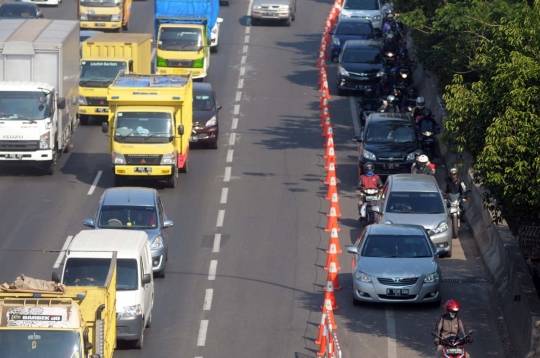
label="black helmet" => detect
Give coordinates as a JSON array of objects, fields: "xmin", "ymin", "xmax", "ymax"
[
  {"xmin": 407, "ymin": 86, "xmax": 417, "ymax": 97},
  {"xmin": 424, "ymin": 108, "xmax": 433, "ymax": 117},
  {"xmin": 382, "ymin": 73, "xmax": 389, "ymax": 82},
  {"xmin": 364, "ymin": 162, "xmax": 374, "ymax": 172}
]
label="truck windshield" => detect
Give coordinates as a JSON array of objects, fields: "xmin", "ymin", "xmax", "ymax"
[
  {"xmin": 158, "ymin": 27, "xmax": 202, "ymax": 51},
  {"xmin": 63, "ymin": 258, "xmax": 139, "ymax": 291},
  {"xmin": 80, "ymin": 0, "xmax": 119, "ymax": 7},
  {"xmin": 0, "ymin": 331, "xmax": 81, "ymax": 358},
  {"xmin": 0, "ymin": 91, "xmax": 51, "ymax": 120},
  {"xmin": 97, "ymin": 205, "xmax": 158, "ymax": 229},
  {"xmin": 114, "ymin": 112, "xmax": 173, "ymax": 143},
  {"xmin": 80, "ymin": 61, "xmax": 127, "ymax": 87}
]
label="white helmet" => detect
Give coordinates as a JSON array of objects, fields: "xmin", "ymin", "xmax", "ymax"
[
  {"xmin": 416, "ymin": 97, "xmax": 425, "ymax": 109},
  {"xmin": 418, "ymin": 154, "xmax": 429, "ymax": 164}
]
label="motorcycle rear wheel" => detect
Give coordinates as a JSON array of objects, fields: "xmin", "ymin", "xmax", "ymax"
[{"xmin": 451, "ymin": 216, "xmax": 459, "ymax": 238}]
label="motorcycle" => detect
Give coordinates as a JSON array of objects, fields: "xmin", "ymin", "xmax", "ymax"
[
  {"xmin": 420, "ymin": 131, "xmax": 436, "ymax": 159},
  {"xmin": 432, "ymin": 331, "xmax": 474, "ymax": 358},
  {"xmin": 447, "ymin": 183, "xmax": 471, "ymax": 238},
  {"xmin": 357, "ymin": 99, "xmax": 380, "ymax": 127},
  {"xmin": 379, "ymin": 95, "xmax": 400, "ymax": 113},
  {"xmin": 361, "ymin": 188, "xmax": 380, "ymax": 224},
  {"xmin": 383, "ymin": 51, "xmax": 397, "ymax": 69}
]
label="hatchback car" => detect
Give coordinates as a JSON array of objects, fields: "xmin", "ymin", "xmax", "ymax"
[
  {"xmin": 354, "ymin": 113, "xmax": 419, "ymax": 176},
  {"xmin": 329, "ymin": 18, "xmax": 374, "ymax": 61},
  {"xmin": 83, "ymin": 187, "xmax": 173, "ymax": 278},
  {"xmin": 339, "ymin": 0, "xmax": 383, "ymax": 35},
  {"xmin": 190, "ymin": 82, "xmax": 221, "ymax": 149},
  {"xmin": 337, "ymin": 40, "xmax": 384, "ymax": 95},
  {"xmin": 251, "ymin": 0, "xmax": 296, "ymax": 26},
  {"xmin": 347, "ymin": 223, "xmax": 444, "ymax": 305},
  {"xmin": 0, "ymin": 2, "xmax": 43, "ymax": 19},
  {"xmin": 372, "ymin": 174, "xmax": 453, "ymax": 257}
]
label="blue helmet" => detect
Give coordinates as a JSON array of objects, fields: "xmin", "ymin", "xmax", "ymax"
[{"xmin": 391, "ymin": 67, "xmax": 398, "ymax": 73}]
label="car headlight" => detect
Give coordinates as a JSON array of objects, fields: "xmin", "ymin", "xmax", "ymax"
[
  {"xmin": 376, "ymin": 69, "xmax": 385, "ymax": 77},
  {"xmin": 333, "ymin": 37, "xmax": 340, "ymax": 46},
  {"xmin": 78, "ymin": 95, "xmax": 87, "ymax": 106},
  {"xmin": 80, "ymin": 14, "xmax": 87, "ymax": 21},
  {"xmin": 253, "ymin": 5, "xmax": 261, "ymax": 9},
  {"xmin": 362, "ymin": 149, "xmax": 376, "ymax": 160},
  {"xmin": 279, "ymin": 5, "xmax": 289, "ymax": 10},
  {"xmin": 424, "ymin": 272, "xmax": 439, "ymax": 283},
  {"xmin": 205, "ymin": 116, "xmax": 217, "ymax": 127},
  {"xmin": 355, "ymin": 271, "xmax": 371, "ymax": 282},
  {"xmin": 151, "ymin": 236, "xmax": 164, "ymax": 250},
  {"xmin": 160, "ymin": 150, "xmax": 177, "ymax": 165},
  {"xmin": 111, "ymin": 150, "xmax": 126, "ymax": 165},
  {"xmin": 434, "ymin": 221, "xmax": 449, "ymax": 234},
  {"xmin": 111, "ymin": 13, "xmax": 121, "ymax": 21},
  {"xmin": 39, "ymin": 132, "xmax": 50, "ymax": 150},
  {"xmin": 118, "ymin": 304, "xmax": 142, "ymax": 318},
  {"xmin": 339, "ymin": 66, "xmax": 349, "ymax": 76},
  {"xmin": 384, "ymin": 220, "xmax": 393, "ymax": 224},
  {"xmin": 406, "ymin": 152, "xmax": 416, "ymax": 161},
  {"xmin": 372, "ymin": 15, "xmax": 381, "ymax": 21}
]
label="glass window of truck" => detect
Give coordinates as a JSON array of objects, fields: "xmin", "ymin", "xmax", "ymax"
[
  {"xmin": 114, "ymin": 112, "xmax": 173, "ymax": 142},
  {"xmin": 159, "ymin": 27, "xmax": 202, "ymax": 51},
  {"xmin": 0, "ymin": 331, "xmax": 81, "ymax": 358}
]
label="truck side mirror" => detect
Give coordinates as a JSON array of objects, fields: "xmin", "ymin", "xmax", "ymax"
[
  {"xmin": 178, "ymin": 124, "xmax": 184, "ymax": 136},
  {"xmin": 57, "ymin": 98, "xmax": 66, "ymax": 110},
  {"xmin": 142, "ymin": 274, "xmax": 151, "ymax": 285},
  {"xmin": 86, "ymin": 342, "xmax": 93, "ymax": 351},
  {"xmin": 217, "ymin": 17, "xmax": 223, "ymax": 23},
  {"xmin": 51, "ymin": 272, "xmax": 61, "ymax": 283},
  {"xmin": 101, "ymin": 122, "xmax": 109, "ymax": 134}
]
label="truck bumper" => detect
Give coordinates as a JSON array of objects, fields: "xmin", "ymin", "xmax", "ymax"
[
  {"xmin": 79, "ymin": 106, "xmax": 109, "ymax": 116},
  {"xmin": 0, "ymin": 150, "xmax": 54, "ymax": 165},
  {"xmin": 79, "ymin": 21, "xmax": 121, "ymax": 30},
  {"xmin": 116, "ymin": 314, "xmax": 143, "ymax": 341},
  {"xmin": 156, "ymin": 66, "xmax": 207, "ymax": 79},
  {"xmin": 114, "ymin": 164, "xmax": 175, "ymax": 178}
]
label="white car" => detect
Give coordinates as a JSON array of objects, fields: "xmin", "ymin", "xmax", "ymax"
[
  {"xmin": 210, "ymin": 18, "xmax": 223, "ymax": 53},
  {"xmin": 339, "ymin": 0, "xmax": 385, "ymax": 35},
  {"xmin": 17, "ymin": 0, "xmax": 61, "ymax": 6}
]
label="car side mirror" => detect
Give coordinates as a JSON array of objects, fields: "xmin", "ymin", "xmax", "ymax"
[
  {"xmin": 449, "ymin": 207, "xmax": 458, "ymax": 214},
  {"xmin": 217, "ymin": 105, "xmax": 222, "ymax": 110},
  {"xmin": 101, "ymin": 122, "xmax": 109, "ymax": 134},
  {"xmin": 163, "ymin": 219, "xmax": 174, "ymax": 228},
  {"xmin": 57, "ymin": 97, "xmax": 66, "ymax": 109},
  {"xmin": 178, "ymin": 124, "xmax": 185, "ymax": 135},
  {"xmin": 142, "ymin": 274, "xmax": 151, "ymax": 285},
  {"xmin": 426, "ymin": 228, "xmax": 436, "ymax": 237},
  {"xmin": 83, "ymin": 218, "xmax": 95, "ymax": 228},
  {"xmin": 328, "ymin": 30, "xmax": 334, "ymax": 35},
  {"xmin": 353, "ymin": 135, "xmax": 362, "ymax": 142},
  {"xmin": 51, "ymin": 272, "xmax": 61, "ymax": 283},
  {"xmin": 371, "ymin": 206, "xmax": 380, "ymax": 213},
  {"xmin": 346, "ymin": 245, "xmax": 358, "ymax": 254},
  {"xmin": 436, "ymin": 247, "xmax": 445, "ymax": 257}
]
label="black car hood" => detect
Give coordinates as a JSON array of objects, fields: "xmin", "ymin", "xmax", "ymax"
[
  {"xmin": 341, "ymin": 62, "xmax": 382, "ymax": 74},
  {"xmin": 192, "ymin": 110, "xmax": 216, "ymax": 126},
  {"xmin": 363, "ymin": 142, "xmax": 418, "ymax": 157}
]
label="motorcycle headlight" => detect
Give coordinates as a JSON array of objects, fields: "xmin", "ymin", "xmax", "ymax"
[
  {"xmin": 160, "ymin": 150, "xmax": 177, "ymax": 165},
  {"xmin": 111, "ymin": 150, "xmax": 126, "ymax": 165},
  {"xmin": 80, "ymin": 14, "xmax": 88, "ymax": 21},
  {"xmin": 118, "ymin": 304, "xmax": 142, "ymax": 318},
  {"xmin": 355, "ymin": 271, "xmax": 371, "ymax": 282},
  {"xmin": 434, "ymin": 221, "xmax": 449, "ymax": 234},
  {"xmin": 401, "ymin": 73, "xmax": 408, "ymax": 78},
  {"xmin": 39, "ymin": 131, "xmax": 50, "ymax": 150},
  {"xmin": 387, "ymin": 52, "xmax": 394, "ymax": 57},
  {"xmin": 111, "ymin": 13, "xmax": 121, "ymax": 21},
  {"xmin": 333, "ymin": 37, "xmax": 340, "ymax": 46},
  {"xmin": 424, "ymin": 272, "xmax": 439, "ymax": 283},
  {"xmin": 205, "ymin": 116, "xmax": 217, "ymax": 127},
  {"xmin": 151, "ymin": 236, "xmax": 164, "ymax": 250},
  {"xmin": 406, "ymin": 152, "xmax": 416, "ymax": 161},
  {"xmin": 362, "ymin": 150, "xmax": 376, "ymax": 160},
  {"xmin": 78, "ymin": 95, "xmax": 87, "ymax": 106},
  {"xmin": 339, "ymin": 66, "xmax": 349, "ymax": 76},
  {"xmin": 407, "ymin": 106, "xmax": 413, "ymax": 112},
  {"xmin": 376, "ymin": 69, "xmax": 385, "ymax": 77}
]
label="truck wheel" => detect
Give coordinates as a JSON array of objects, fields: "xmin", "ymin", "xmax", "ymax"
[
  {"xmin": 45, "ymin": 150, "xmax": 58, "ymax": 175},
  {"xmin": 146, "ymin": 311, "xmax": 152, "ymax": 328},
  {"xmin": 134, "ymin": 327, "xmax": 144, "ymax": 349},
  {"xmin": 63, "ymin": 135, "xmax": 73, "ymax": 154},
  {"xmin": 179, "ymin": 160, "xmax": 188, "ymax": 173},
  {"xmin": 211, "ymin": 44, "xmax": 218, "ymax": 53},
  {"xmin": 114, "ymin": 175, "xmax": 124, "ymax": 187},
  {"xmin": 79, "ymin": 115, "xmax": 89, "ymax": 125},
  {"xmin": 166, "ymin": 170, "xmax": 178, "ymax": 188}
]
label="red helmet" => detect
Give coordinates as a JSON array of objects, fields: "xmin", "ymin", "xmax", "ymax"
[{"xmin": 444, "ymin": 299, "xmax": 460, "ymax": 314}]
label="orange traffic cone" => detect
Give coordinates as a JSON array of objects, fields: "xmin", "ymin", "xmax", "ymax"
[
  {"xmin": 324, "ymin": 161, "xmax": 336, "ymax": 184},
  {"xmin": 324, "ymin": 242, "xmax": 342, "ymax": 270},
  {"xmin": 323, "ymin": 139, "xmax": 335, "ymax": 157},
  {"xmin": 324, "ymin": 261, "xmax": 342, "ymax": 290},
  {"xmin": 317, "ymin": 53, "xmax": 326, "ymax": 68},
  {"xmin": 325, "ymin": 175, "xmax": 338, "ymax": 200},
  {"xmin": 320, "ymin": 104, "xmax": 329, "ymax": 126},
  {"xmin": 326, "ymin": 227, "xmax": 342, "ymax": 254},
  {"xmin": 322, "ymin": 297, "xmax": 338, "ymax": 329},
  {"xmin": 314, "ymin": 313, "xmax": 326, "ymax": 345},
  {"xmin": 321, "ymin": 280, "xmax": 339, "ymax": 311},
  {"xmin": 326, "ymin": 192, "xmax": 341, "ymax": 217},
  {"xmin": 322, "ymin": 117, "xmax": 332, "ymax": 136},
  {"xmin": 316, "ymin": 321, "xmax": 328, "ymax": 357},
  {"xmin": 318, "ymin": 67, "xmax": 326, "ymax": 85},
  {"xmin": 324, "ymin": 146, "xmax": 337, "ymax": 169},
  {"xmin": 323, "ymin": 126, "xmax": 334, "ymax": 147},
  {"xmin": 319, "ymin": 41, "xmax": 327, "ymax": 54},
  {"xmin": 325, "ymin": 206, "xmax": 340, "ymax": 232},
  {"xmin": 319, "ymin": 95, "xmax": 328, "ymax": 110}
]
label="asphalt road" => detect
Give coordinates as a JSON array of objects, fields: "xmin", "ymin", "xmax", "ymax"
[{"xmin": 0, "ymin": 0, "xmax": 513, "ymax": 357}]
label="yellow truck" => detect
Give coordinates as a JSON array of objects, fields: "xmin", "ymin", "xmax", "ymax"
[
  {"xmin": 0, "ymin": 260, "xmax": 117, "ymax": 358},
  {"xmin": 102, "ymin": 72, "xmax": 193, "ymax": 188},
  {"xmin": 79, "ymin": 33, "xmax": 153, "ymax": 125},
  {"xmin": 78, "ymin": 0, "xmax": 132, "ymax": 32}
]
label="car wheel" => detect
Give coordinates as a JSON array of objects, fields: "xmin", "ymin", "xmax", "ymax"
[
  {"xmin": 146, "ymin": 311, "xmax": 152, "ymax": 328},
  {"xmin": 337, "ymin": 87, "xmax": 346, "ymax": 96},
  {"xmin": 134, "ymin": 327, "xmax": 144, "ymax": 349},
  {"xmin": 352, "ymin": 296, "xmax": 362, "ymax": 306},
  {"xmin": 114, "ymin": 174, "xmax": 124, "ymax": 187},
  {"xmin": 291, "ymin": 11, "xmax": 295, "ymax": 21},
  {"xmin": 208, "ymin": 140, "xmax": 218, "ymax": 149},
  {"xmin": 445, "ymin": 250, "xmax": 452, "ymax": 258},
  {"xmin": 251, "ymin": 18, "xmax": 258, "ymax": 26},
  {"xmin": 155, "ymin": 267, "xmax": 165, "ymax": 278},
  {"xmin": 284, "ymin": 17, "xmax": 291, "ymax": 26}
]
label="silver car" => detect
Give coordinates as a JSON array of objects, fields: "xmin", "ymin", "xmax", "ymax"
[
  {"xmin": 372, "ymin": 174, "xmax": 454, "ymax": 257},
  {"xmin": 251, "ymin": 0, "xmax": 296, "ymax": 26},
  {"xmin": 347, "ymin": 224, "xmax": 444, "ymax": 305}
]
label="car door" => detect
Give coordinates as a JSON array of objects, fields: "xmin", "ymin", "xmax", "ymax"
[
  {"xmin": 141, "ymin": 249, "xmax": 153, "ymax": 318},
  {"xmin": 376, "ymin": 181, "xmax": 389, "ymax": 223},
  {"xmin": 157, "ymin": 196, "xmax": 169, "ymax": 250}
]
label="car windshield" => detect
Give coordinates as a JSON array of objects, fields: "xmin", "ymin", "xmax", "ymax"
[
  {"xmin": 193, "ymin": 94, "xmax": 215, "ymax": 111},
  {"xmin": 63, "ymin": 258, "xmax": 139, "ymax": 291},
  {"xmin": 342, "ymin": 49, "xmax": 380, "ymax": 64},
  {"xmin": 0, "ymin": 91, "xmax": 51, "ymax": 120},
  {"xmin": 361, "ymin": 234, "xmax": 433, "ymax": 258},
  {"xmin": 337, "ymin": 22, "xmax": 372, "ymax": 36},
  {"xmin": 0, "ymin": 5, "xmax": 36, "ymax": 17},
  {"xmin": 365, "ymin": 123, "xmax": 415, "ymax": 143},
  {"xmin": 80, "ymin": 61, "xmax": 126, "ymax": 84},
  {"xmin": 386, "ymin": 192, "xmax": 446, "ymax": 214},
  {"xmin": 0, "ymin": 331, "xmax": 81, "ymax": 358},
  {"xmin": 158, "ymin": 27, "xmax": 202, "ymax": 51},
  {"xmin": 343, "ymin": 0, "xmax": 379, "ymax": 10},
  {"xmin": 114, "ymin": 112, "xmax": 173, "ymax": 143},
  {"xmin": 98, "ymin": 205, "xmax": 158, "ymax": 229},
  {"xmin": 80, "ymin": 0, "xmax": 119, "ymax": 7}
]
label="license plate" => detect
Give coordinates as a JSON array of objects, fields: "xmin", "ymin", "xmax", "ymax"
[
  {"xmin": 95, "ymin": 108, "xmax": 108, "ymax": 113},
  {"xmin": 446, "ymin": 348, "xmax": 463, "ymax": 355},
  {"xmin": 6, "ymin": 154, "xmax": 22, "ymax": 160},
  {"xmin": 189, "ymin": 136, "xmax": 198, "ymax": 142},
  {"xmin": 173, "ymin": 69, "xmax": 185, "ymax": 74},
  {"xmin": 365, "ymin": 196, "xmax": 378, "ymax": 201},
  {"xmin": 424, "ymin": 138, "xmax": 434, "ymax": 142},
  {"xmin": 134, "ymin": 167, "xmax": 152, "ymax": 173},
  {"xmin": 386, "ymin": 288, "xmax": 409, "ymax": 296},
  {"xmin": 383, "ymin": 163, "xmax": 396, "ymax": 169},
  {"xmin": 94, "ymin": 23, "xmax": 106, "ymax": 27}
]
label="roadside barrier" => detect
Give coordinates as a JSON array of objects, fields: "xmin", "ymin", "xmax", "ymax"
[
  {"xmin": 324, "ymin": 161, "xmax": 336, "ymax": 184},
  {"xmin": 325, "ymin": 175, "xmax": 338, "ymax": 200},
  {"xmin": 327, "ymin": 193, "xmax": 342, "ymax": 217},
  {"xmin": 316, "ymin": 310, "xmax": 341, "ymax": 357}
]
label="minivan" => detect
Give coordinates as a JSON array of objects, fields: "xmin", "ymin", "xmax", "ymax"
[{"xmin": 55, "ymin": 229, "xmax": 154, "ymax": 349}]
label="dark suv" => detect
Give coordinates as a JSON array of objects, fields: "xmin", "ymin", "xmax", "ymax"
[{"xmin": 354, "ymin": 113, "xmax": 420, "ymax": 177}]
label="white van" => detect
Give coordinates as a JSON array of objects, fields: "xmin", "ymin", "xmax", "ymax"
[{"xmin": 57, "ymin": 229, "xmax": 154, "ymax": 349}]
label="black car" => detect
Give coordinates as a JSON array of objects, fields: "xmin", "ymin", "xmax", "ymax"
[
  {"xmin": 0, "ymin": 2, "xmax": 43, "ymax": 19},
  {"xmin": 353, "ymin": 113, "xmax": 420, "ymax": 177},
  {"xmin": 336, "ymin": 39, "xmax": 384, "ymax": 96},
  {"xmin": 329, "ymin": 18, "xmax": 375, "ymax": 61},
  {"xmin": 190, "ymin": 82, "xmax": 221, "ymax": 149}
]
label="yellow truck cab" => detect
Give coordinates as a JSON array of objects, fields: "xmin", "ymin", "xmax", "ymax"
[
  {"xmin": 78, "ymin": 0, "xmax": 132, "ymax": 32},
  {"xmin": 103, "ymin": 73, "xmax": 193, "ymax": 188},
  {"xmin": 79, "ymin": 33, "xmax": 153, "ymax": 125},
  {"xmin": 0, "ymin": 260, "xmax": 117, "ymax": 358}
]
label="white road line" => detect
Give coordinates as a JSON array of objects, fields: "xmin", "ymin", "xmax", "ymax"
[
  {"xmin": 212, "ymin": 233, "xmax": 221, "ymax": 253},
  {"xmin": 241, "ymin": 56, "xmax": 247, "ymax": 65},
  {"xmin": 53, "ymin": 236, "xmax": 74, "ymax": 268},
  {"xmin": 231, "ymin": 117, "xmax": 238, "ymax": 130},
  {"xmin": 229, "ymin": 132, "xmax": 236, "ymax": 146},
  {"xmin": 220, "ymin": 188, "xmax": 229, "ymax": 204},
  {"xmin": 224, "ymin": 167, "xmax": 231, "ymax": 182},
  {"xmin": 87, "ymin": 171, "xmax": 103, "ymax": 195},
  {"xmin": 349, "ymin": 96, "xmax": 361, "ymax": 136},
  {"xmin": 386, "ymin": 309, "xmax": 397, "ymax": 358},
  {"xmin": 246, "ymin": 26, "xmax": 251, "ymax": 34},
  {"xmin": 203, "ymin": 289, "xmax": 213, "ymax": 310},
  {"xmin": 233, "ymin": 104, "xmax": 240, "ymax": 115},
  {"xmin": 240, "ymin": 66, "xmax": 245, "ymax": 76},
  {"xmin": 244, "ymin": 35, "xmax": 250, "ymax": 43},
  {"xmin": 238, "ymin": 78, "xmax": 244, "ymax": 88},
  {"xmin": 208, "ymin": 260, "xmax": 218, "ymax": 280},
  {"xmin": 197, "ymin": 320, "xmax": 209, "ymax": 346},
  {"xmin": 235, "ymin": 91, "xmax": 242, "ymax": 102},
  {"xmin": 243, "ymin": 45, "xmax": 248, "ymax": 53},
  {"xmin": 226, "ymin": 149, "xmax": 234, "ymax": 163},
  {"xmin": 216, "ymin": 210, "xmax": 225, "ymax": 227},
  {"xmin": 247, "ymin": 0, "xmax": 254, "ymax": 16}
]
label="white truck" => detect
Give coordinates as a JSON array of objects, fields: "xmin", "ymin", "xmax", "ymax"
[{"xmin": 0, "ymin": 19, "xmax": 80, "ymax": 175}]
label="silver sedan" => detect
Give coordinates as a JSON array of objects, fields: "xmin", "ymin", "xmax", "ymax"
[{"xmin": 347, "ymin": 224, "xmax": 444, "ymax": 305}]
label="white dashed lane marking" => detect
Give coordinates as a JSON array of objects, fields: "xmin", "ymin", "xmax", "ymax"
[
  {"xmin": 203, "ymin": 289, "xmax": 213, "ymax": 310},
  {"xmin": 212, "ymin": 233, "xmax": 221, "ymax": 253},
  {"xmin": 87, "ymin": 171, "xmax": 103, "ymax": 195},
  {"xmin": 208, "ymin": 260, "xmax": 218, "ymax": 280},
  {"xmin": 197, "ymin": 320, "xmax": 209, "ymax": 346},
  {"xmin": 224, "ymin": 167, "xmax": 231, "ymax": 182},
  {"xmin": 216, "ymin": 210, "xmax": 225, "ymax": 227}
]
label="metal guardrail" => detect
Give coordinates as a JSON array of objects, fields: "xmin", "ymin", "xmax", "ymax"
[{"xmin": 518, "ymin": 225, "xmax": 540, "ymax": 259}]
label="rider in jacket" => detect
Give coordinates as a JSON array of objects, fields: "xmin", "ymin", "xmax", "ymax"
[
  {"xmin": 433, "ymin": 300, "xmax": 473, "ymax": 358},
  {"xmin": 411, "ymin": 154, "xmax": 434, "ymax": 176},
  {"xmin": 356, "ymin": 162, "xmax": 383, "ymax": 223},
  {"xmin": 443, "ymin": 168, "xmax": 468, "ymax": 220},
  {"xmin": 412, "ymin": 96, "xmax": 426, "ymax": 122},
  {"xmin": 417, "ymin": 108, "xmax": 441, "ymax": 157},
  {"xmin": 382, "ymin": 33, "xmax": 400, "ymax": 56},
  {"xmin": 402, "ymin": 86, "xmax": 418, "ymax": 112},
  {"xmin": 375, "ymin": 73, "xmax": 394, "ymax": 97}
]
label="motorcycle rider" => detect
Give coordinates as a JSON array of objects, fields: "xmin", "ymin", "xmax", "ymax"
[
  {"xmin": 358, "ymin": 87, "xmax": 380, "ymax": 126},
  {"xmin": 433, "ymin": 300, "xmax": 473, "ymax": 358},
  {"xmin": 402, "ymin": 85, "xmax": 418, "ymax": 113},
  {"xmin": 443, "ymin": 167, "xmax": 468, "ymax": 221},
  {"xmin": 356, "ymin": 162, "xmax": 383, "ymax": 223},
  {"xmin": 382, "ymin": 33, "xmax": 400, "ymax": 66},
  {"xmin": 417, "ymin": 108, "xmax": 441, "ymax": 157},
  {"xmin": 411, "ymin": 154, "xmax": 434, "ymax": 175},
  {"xmin": 382, "ymin": 13, "xmax": 395, "ymax": 33},
  {"xmin": 375, "ymin": 73, "xmax": 394, "ymax": 97},
  {"xmin": 412, "ymin": 96, "xmax": 426, "ymax": 122},
  {"xmin": 410, "ymin": 149, "xmax": 435, "ymax": 173}
]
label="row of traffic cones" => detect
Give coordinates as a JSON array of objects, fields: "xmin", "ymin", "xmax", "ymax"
[{"xmin": 316, "ymin": 1, "xmax": 344, "ymax": 357}]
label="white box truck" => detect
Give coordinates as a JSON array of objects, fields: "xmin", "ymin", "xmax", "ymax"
[{"xmin": 0, "ymin": 19, "xmax": 79, "ymax": 174}]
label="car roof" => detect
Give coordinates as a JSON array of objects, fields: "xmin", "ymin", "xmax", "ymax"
[
  {"xmin": 1, "ymin": 2, "xmax": 35, "ymax": 7},
  {"xmin": 192, "ymin": 82, "xmax": 213, "ymax": 95},
  {"xmin": 67, "ymin": 229, "xmax": 148, "ymax": 259},
  {"xmin": 102, "ymin": 187, "xmax": 157, "ymax": 207},
  {"xmin": 388, "ymin": 174, "xmax": 440, "ymax": 192},
  {"xmin": 337, "ymin": 18, "xmax": 371, "ymax": 25},
  {"xmin": 343, "ymin": 40, "xmax": 380, "ymax": 50},
  {"xmin": 367, "ymin": 113, "xmax": 412, "ymax": 124},
  {"xmin": 366, "ymin": 223, "xmax": 428, "ymax": 236}
]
